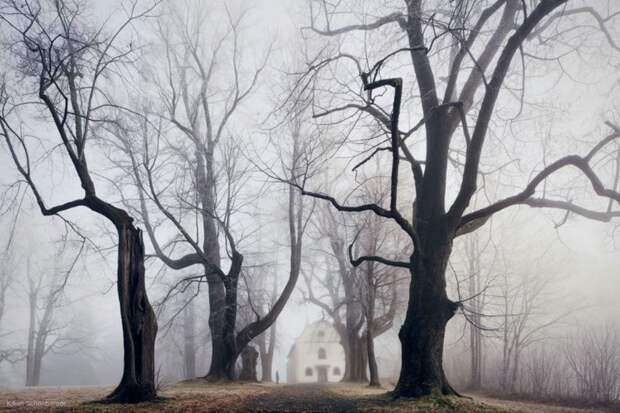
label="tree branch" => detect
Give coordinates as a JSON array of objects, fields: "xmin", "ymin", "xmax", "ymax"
[{"xmin": 457, "ymin": 129, "xmax": 620, "ymax": 235}]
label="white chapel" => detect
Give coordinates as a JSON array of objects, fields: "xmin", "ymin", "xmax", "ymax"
[{"xmin": 286, "ymin": 320, "xmax": 345, "ymax": 383}]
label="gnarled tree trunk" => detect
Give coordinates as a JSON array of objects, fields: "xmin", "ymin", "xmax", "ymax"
[
  {"xmin": 106, "ymin": 224, "xmax": 157, "ymax": 403},
  {"xmin": 205, "ymin": 277, "xmax": 228, "ymax": 380},
  {"xmin": 219, "ymin": 253, "xmax": 243, "ymax": 380},
  {"xmin": 394, "ymin": 238, "xmax": 458, "ymax": 398}
]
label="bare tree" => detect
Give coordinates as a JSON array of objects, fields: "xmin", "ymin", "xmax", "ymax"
[
  {"xmin": 153, "ymin": 283, "xmax": 203, "ymax": 382},
  {"xmin": 303, "ymin": 197, "xmax": 402, "ymax": 384},
  {"xmin": 0, "ymin": 0, "xmax": 159, "ymax": 402},
  {"xmin": 453, "ymin": 227, "xmax": 499, "ymax": 390},
  {"xmin": 358, "ymin": 213, "xmax": 402, "ymax": 388},
  {"xmin": 565, "ymin": 324, "xmax": 620, "ymax": 403},
  {"xmin": 24, "ymin": 237, "xmax": 83, "ymax": 387},
  {"xmin": 303, "ymin": 205, "xmax": 367, "ymax": 382},
  {"xmin": 0, "ymin": 188, "xmax": 23, "ymax": 366},
  {"xmin": 289, "ymin": 0, "xmax": 620, "ymax": 397}
]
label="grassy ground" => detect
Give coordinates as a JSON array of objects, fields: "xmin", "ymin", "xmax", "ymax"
[{"xmin": 0, "ymin": 382, "xmax": 610, "ymax": 412}]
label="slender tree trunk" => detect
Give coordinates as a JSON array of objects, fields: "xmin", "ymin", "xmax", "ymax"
[
  {"xmin": 366, "ymin": 330, "xmax": 380, "ymax": 387},
  {"xmin": 468, "ymin": 244, "xmax": 482, "ymax": 390},
  {"xmin": 469, "ymin": 321, "xmax": 482, "ymax": 389},
  {"xmin": 106, "ymin": 224, "xmax": 158, "ymax": 403},
  {"xmin": 366, "ymin": 287, "xmax": 380, "ymax": 387},
  {"xmin": 258, "ymin": 322, "xmax": 276, "ymax": 382},
  {"xmin": 393, "ymin": 240, "xmax": 458, "ymax": 397},
  {"xmin": 501, "ymin": 293, "xmax": 510, "ymax": 391},
  {"xmin": 183, "ymin": 299, "xmax": 196, "ymax": 379},
  {"xmin": 260, "ymin": 348, "xmax": 274, "ymax": 382},
  {"xmin": 511, "ymin": 345, "xmax": 520, "ymax": 393},
  {"xmin": 25, "ymin": 288, "xmax": 36, "ymax": 387}
]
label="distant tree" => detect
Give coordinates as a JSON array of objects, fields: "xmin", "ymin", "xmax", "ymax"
[
  {"xmin": 0, "ymin": 0, "xmax": 159, "ymax": 402},
  {"xmin": 24, "ymin": 238, "xmax": 84, "ymax": 387},
  {"xmin": 452, "ymin": 227, "xmax": 499, "ymax": 390},
  {"xmin": 303, "ymin": 205, "xmax": 368, "ymax": 382},
  {"xmin": 357, "ymin": 210, "xmax": 402, "ymax": 388},
  {"xmin": 182, "ymin": 298, "xmax": 197, "ymax": 379},
  {"xmin": 303, "ymin": 197, "xmax": 402, "ymax": 384},
  {"xmin": 565, "ymin": 324, "xmax": 620, "ymax": 403},
  {"xmin": 247, "ymin": 274, "xmax": 278, "ymax": 382},
  {"xmin": 0, "ymin": 189, "xmax": 23, "ymax": 366}
]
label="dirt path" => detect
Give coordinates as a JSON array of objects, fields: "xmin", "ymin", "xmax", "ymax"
[{"xmin": 238, "ymin": 384, "xmax": 361, "ymax": 412}]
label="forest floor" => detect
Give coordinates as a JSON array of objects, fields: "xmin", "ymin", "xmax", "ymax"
[{"xmin": 0, "ymin": 381, "xmax": 614, "ymax": 412}]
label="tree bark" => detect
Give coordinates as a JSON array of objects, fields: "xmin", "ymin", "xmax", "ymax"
[
  {"xmin": 106, "ymin": 224, "xmax": 158, "ymax": 403},
  {"xmin": 343, "ymin": 331, "xmax": 368, "ymax": 382},
  {"xmin": 393, "ymin": 239, "xmax": 458, "ymax": 398},
  {"xmin": 204, "ymin": 277, "xmax": 228, "ymax": 380},
  {"xmin": 219, "ymin": 253, "xmax": 243, "ymax": 380},
  {"xmin": 343, "ymin": 279, "xmax": 366, "ymax": 382}
]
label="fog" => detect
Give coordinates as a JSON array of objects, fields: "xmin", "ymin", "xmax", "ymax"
[{"xmin": 0, "ymin": 0, "xmax": 619, "ymax": 411}]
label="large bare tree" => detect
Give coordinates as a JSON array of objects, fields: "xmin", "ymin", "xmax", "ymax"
[
  {"xmin": 291, "ymin": 0, "xmax": 620, "ymax": 397},
  {"xmin": 0, "ymin": 0, "xmax": 158, "ymax": 402}
]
